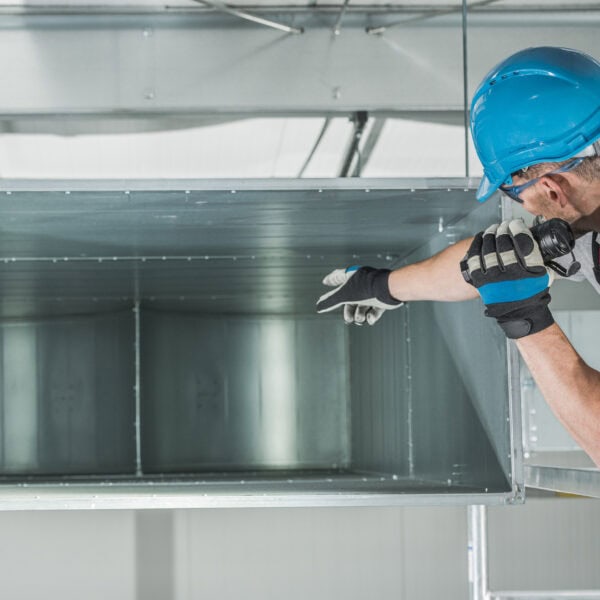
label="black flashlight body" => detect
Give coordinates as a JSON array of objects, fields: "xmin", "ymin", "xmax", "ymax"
[{"xmin": 530, "ymin": 218, "xmax": 576, "ymax": 261}]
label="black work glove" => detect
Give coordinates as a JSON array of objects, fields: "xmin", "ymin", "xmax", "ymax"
[
  {"xmin": 316, "ymin": 266, "xmax": 403, "ymax": 325},
  {"xmin": 460, "ymin": 219, "xmax": 554, "ymax": 339}
]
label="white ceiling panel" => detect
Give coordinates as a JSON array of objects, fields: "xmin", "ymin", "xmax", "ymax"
[
  {"xmin": 0, "ymin": 118, "xmax": 338, "ymax": 179},
  {"xmin": 0, "ymin": 117, "xmax": 470, "ymax": 178},
  {"xmin": 362, "ymin": 119, "xmax": 465, "ymax": 178}
]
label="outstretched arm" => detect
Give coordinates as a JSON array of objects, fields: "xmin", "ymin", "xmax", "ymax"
[
  {"xmin": 518, "ymin": 324, "xmax": 600, "ymax": 466},
  {"xmin": 388, "ymin": 237, "xmax": 479, "ymax": 302},
  {"xmin": 316, "ymin": 236, "xmax": 479, "ymax": 325}
]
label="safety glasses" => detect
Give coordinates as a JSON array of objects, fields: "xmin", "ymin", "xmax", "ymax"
[{"xmin": 500, "ymin": 157, "xmax": 586, "ymax": 203}]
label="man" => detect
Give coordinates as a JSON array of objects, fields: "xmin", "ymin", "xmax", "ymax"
[{"xmin": 316, "ymin": 46, "xmax": 600, "ymax": 466}]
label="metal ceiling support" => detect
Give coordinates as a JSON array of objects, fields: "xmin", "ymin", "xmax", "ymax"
[
  {"xmin": 191, "ymin": 0, "xmax": 304, "ymax": 34},
  {"xmin": 298, "ymin": 117, "xmax": 331, "ymax": 177},
  {"xmin": 366, "ymin": 0, "xmax": 501, "ymax": 36},
  {"xmin": 468, "ymin": 505, "xmax": 489, "ymax": 600},
  {"xmin": 351, "ymin": 117, "xmax": 385, "ymax": 177},
  {"xmin": 332, "ymin": 0, "xmax": 351, "ymax": 36},
  {"xmin": 339, "ymin": 110, "xmax": 368, "ymax": 177},
  {"xmin": 462, "ymin": 0, "xmax": 470, "ymax": 178}
]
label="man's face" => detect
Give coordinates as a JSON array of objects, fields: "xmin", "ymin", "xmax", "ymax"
[
  {"xmin": 510, "ymin": 177, "xmax": 580, "ymax": 224},
  {"xmin": 513, "ymin": 182, "xmax": 553, "ymax": 218}
]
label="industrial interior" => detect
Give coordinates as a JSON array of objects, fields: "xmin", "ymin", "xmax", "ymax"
[{"xmin": 0, "ymin": 1, "xmax": 598, "ymax": 599}]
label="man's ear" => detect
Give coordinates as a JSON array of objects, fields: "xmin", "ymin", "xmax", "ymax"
[{"xmin": 538, "ymin": 175, "xmax": 571, "ymax": 208}]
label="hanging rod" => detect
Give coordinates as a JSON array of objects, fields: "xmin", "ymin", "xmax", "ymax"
[{"xmin": 191, "ymin": 0, "xmax": 304, "ymax": 34}]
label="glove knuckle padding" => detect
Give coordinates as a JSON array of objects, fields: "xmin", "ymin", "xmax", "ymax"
[
  {"xmin": 466, "ymin": 218, "xmax": 554, "ymax": 339},
  {"xmin": 483, "ymin": 223, "xmax": 499, "ymax": 237},
  {"xmin": 482, "ymin": 250, "xmax": 499, "ymax": 271},
  {"xmin": 481, "ymin": 228, "xmax": 498, "ymax": 267},
  {"xmin": 496, "ymin": 220, "xmax": 510, "ymax": 237},
  {"xmin": 507, "ymin": 218, "xmax": 529, "ymax": 238},
  {"xmin": 467, "ymin": 255, "xmax": 483, "ymax": 276},
  {"xmin": 465, "ymin": 233, "xmax": 484, "ymax": 278}
]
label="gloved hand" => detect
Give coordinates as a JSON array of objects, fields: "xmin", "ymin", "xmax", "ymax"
[
  {"xmin": 316, "ymin": 266, "xmax": 403, "ymax": 325},
  {"xmin": 460, "ymin": 219, "xmax": 554, "ymax": 339}
]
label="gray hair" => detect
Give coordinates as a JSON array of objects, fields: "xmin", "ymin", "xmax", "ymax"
[{"xmin": 514, "ymin": 155, "xmax": 600, "ymax": 183}]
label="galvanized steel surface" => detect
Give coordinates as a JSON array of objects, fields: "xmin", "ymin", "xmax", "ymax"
[
  {"xmin": 0, "ymin": 179, "xmax": 521, "ymax": 507},
  {"xmin": 0, "ymin": 312, "xmax": 136, "ymax": 475},
  {"xmin": 0, "ymin": 9, "xmax": 598, "ymax": 118},
  {"xmin": 0, "ymin": 179, "xmax": 476, "ymax": 317},
  {"xmin": 402, "ymin": 194, "xmax": 520, "ymax": 489},
  {"xmin": 141, "ymin": 312, "xmax": 350, "ymax": 473},
  {"xmin": 524, "ymin": 465, "xmax": 600, "ymax": 499}
]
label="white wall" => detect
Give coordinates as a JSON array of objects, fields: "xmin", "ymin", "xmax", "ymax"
[
  {"xmin": 173, "ymin": 506, "xmax": 468, "ymax": 600},
  {"xmin": 0, "ymin": 500, "xmax": 599, "ymax": 600},
  {"xmin": 0, "ymin": 510, "xmax": 136, "ymax": 598}
]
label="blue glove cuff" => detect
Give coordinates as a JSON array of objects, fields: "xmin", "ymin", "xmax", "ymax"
[{"xmin": 478, "ymin": 272, "xmax": 549, "ymax": 305}]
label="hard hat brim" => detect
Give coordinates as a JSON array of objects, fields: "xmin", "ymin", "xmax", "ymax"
[{"xmin": 476, "ymin": 175, "xmax": 499, "ymax": 203}]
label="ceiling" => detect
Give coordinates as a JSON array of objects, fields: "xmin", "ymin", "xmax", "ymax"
[{"xmin": 0, "ymin": 1, "xmax": 597, "ymax": 179}]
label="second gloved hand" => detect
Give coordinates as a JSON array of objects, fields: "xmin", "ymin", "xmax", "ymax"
[
  {"xmin": 461, "ymin": 219, "xmax": 554, "ymax": 339},
  {"xmin": 316, "ymin": 266, "xmax": 403, "ymax": 325}
]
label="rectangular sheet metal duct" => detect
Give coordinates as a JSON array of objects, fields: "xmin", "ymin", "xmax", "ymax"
[{"xmin": 0, "ymin": 178, "xmax": 523, "ymax": 509}]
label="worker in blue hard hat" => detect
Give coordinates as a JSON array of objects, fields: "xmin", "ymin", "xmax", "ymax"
[{"xmin": 317, "ymin": 46, "xmax": 600, "ymax": 467}]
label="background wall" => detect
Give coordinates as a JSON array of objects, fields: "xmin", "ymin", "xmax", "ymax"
[{"xmin": 0, "ymin": 500, "xmax": 599, "ymax": 599}]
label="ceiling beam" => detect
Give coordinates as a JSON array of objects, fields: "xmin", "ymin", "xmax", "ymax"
[{"xmin": 0, "ymin": 10, "xmax": 597, "ymax": 118}]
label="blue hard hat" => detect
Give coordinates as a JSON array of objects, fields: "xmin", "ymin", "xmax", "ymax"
[{"xmin": 470, "ymin": 46, "xmax": 600, "ymax": 202}]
